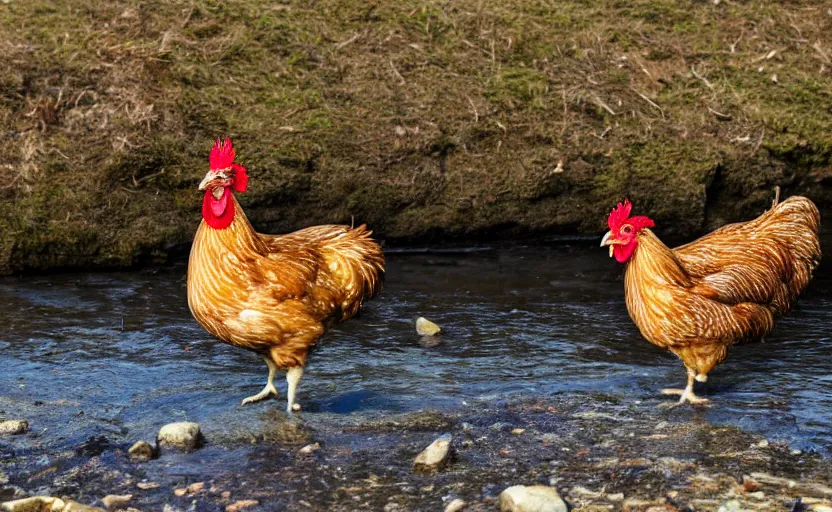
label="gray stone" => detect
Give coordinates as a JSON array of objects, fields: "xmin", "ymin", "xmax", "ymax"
[
  {"xmin": 157, "ymin": 422, "xmax": 201, "ymax": 450},
  {"xmin": 498, "ymin": 485, "xmax": 567, "ymax": 512},
  {"xmin": 413, "ymin": 433, "xmax": 453, "ymax": 472},
  {"xmin": 0, "ymin": 420, "xmax": 28, "ymax": 436}
]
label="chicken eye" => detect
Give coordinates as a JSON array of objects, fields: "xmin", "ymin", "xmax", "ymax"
[{"xmin": 622, "ymin": 225, "xmax": 632, "ymax": 234}]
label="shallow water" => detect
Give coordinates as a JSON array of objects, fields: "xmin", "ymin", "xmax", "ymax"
[{"xmin": 1, "ymin": 240, "xmax": 830, "ymax": 462}]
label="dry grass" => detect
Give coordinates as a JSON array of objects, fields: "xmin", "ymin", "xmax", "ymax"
[{"xmin": 0, "ymin": 0, "xmax": 830, "ymax": 272}]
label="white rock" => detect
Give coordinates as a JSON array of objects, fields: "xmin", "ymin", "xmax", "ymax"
[
  {"xmin": 444, "ymin": 499, "xmax": 467, "ymax": 512},
  {"xmin": 0, "ymin": 420, "xmax": 28, "ymax": 436},
  {"xmin": 157, "ymin": 422, "xmax": 201, "ymax": 450},
  {"xmin": 498, "ymin": 485, "xmax": 567, "ymax": 512},
  {"xmin": 416, "ymin": 317, "xmax": 441, "ymax": 336},
  {"xmin": 607, "ymin": 492, "xmax": 624, "ymax": 502},
  {"xmin": 413, "ymin": 433, "xmax": 453, "ymax": 472},
  {"xmin": 717, "ymin": 501, "xmax": 744, "ymax": 512}
]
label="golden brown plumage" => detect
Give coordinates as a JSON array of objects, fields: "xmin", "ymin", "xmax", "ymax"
[
  {"xmin": 602, "ymin": 194, "xmax": 821, "ymax": 405},
  {"xmin": 187, "ymin": 138, "xmax": 384, "ymax": 411}
]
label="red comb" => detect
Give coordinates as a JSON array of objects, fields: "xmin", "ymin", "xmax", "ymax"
[
  {"xmin": 608, "ymin": 199, "xmax": 633, "ymax": 231},
  {"xmin": 209, "ymin": 137, "xmax": 236, "ymax": 171}
]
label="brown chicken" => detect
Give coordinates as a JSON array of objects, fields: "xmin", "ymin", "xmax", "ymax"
[
  {"xmin": 187, "ymin": 138, "xmax": 384, "ymax": 412},
  {"xmin": 601, "ymin": 192, "xmax": 820, "ymax": 405}
]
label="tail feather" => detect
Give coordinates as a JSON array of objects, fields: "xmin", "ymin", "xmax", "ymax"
[{"xmin": 318, "ymin": 224, "xmax": 385, "ymax": 320}]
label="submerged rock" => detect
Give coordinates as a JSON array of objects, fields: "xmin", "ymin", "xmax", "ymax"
[
  {"xmin": 0, "ymin": 420, "xmax": 28, "ymax": 436},
  {"xmin": 498, "ymin": 485, "xmax": 567, "ymax": 512},
  {"xmin": 225, "ymin": 501, "xmax": 259, "ymax": 512},
  {"xmin": 413, "ymin": 434, "xmax": 453, "ymax": 472},
  {"xmin": 416, "ymin": 317, "xmax": 441, "ymax": 336},
  {"xmin": 157, "ymin": 422, "xmax": 201, "ymax": 450},
  {"xmin": 127, "ymin": 441, "xmax": 154, "ymax": 462}
]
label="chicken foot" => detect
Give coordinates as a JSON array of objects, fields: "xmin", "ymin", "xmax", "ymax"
[
  {"xmin": 241, "ymin": 356, "xmax": 279, "ymax": 405},
  {"xmin": 660, "ymin": 368, "xmax": 710, "ymax": 406},
  {"xmin": 286, "ymin": 366, "xmax": 304, "ymax": 413}
]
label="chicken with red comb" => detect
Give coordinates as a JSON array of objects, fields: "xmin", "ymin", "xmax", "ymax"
[
  {"xmin": 601, "ymin": 193, "xmax": 820, "ymax": 405},
  {"xmin": 188, "ymin": 138, "xmax": 385, "ymax": 412}
]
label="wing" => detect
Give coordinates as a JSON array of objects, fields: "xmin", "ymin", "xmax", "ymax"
[{"xmin": 673, "ymin": 196, "xmax": 821, "ymax": 313}]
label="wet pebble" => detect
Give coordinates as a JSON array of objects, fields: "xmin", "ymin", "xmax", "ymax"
[
  {"xmin": 158, "ymin": 422, "xmax": 201, "ymax": 450},
  {"xmin": 0, "ymin": 420, "xmax": 28, "ymax": 436},
  {"xmin": 298, "ymin": 442, "xmax": 321, "ymax": 455},
  {"xmin": 498, "ymin": 485, "xmax": 567, "ymax": 512},
  {"xmin": 173, "ymin": 482, "xmax": 205, "ymax": 497},
  {"xmin": 1, "ymin": 497, "xmax": 105, "ymax": 512},
  {"xmin": 225, "ymin": 500, "xmax": 259, "ymax": 512},
  {"xmin": 128, "ymin": 441, "xmax": 154, "ymax": 462},
  {"xmin": 416, "ymin": 317, "xmax": 441, "ymax": 336},
  {"xmin": 101, "ymin": 494, "xmax": 132, "ymax": 510},
  {"xmin": 444, "ymin": 498, "xmax": 467, "ymax": 512},
  {"xmin": 413, "ymin": 433, "xmax": 453, "ymax": 472}
]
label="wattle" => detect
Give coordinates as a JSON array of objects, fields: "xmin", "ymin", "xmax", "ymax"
[{"xmin": 202, "ymin": 188, "xmax": 235, "ymax": 230}]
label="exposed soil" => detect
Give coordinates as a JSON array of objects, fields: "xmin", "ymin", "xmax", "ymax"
[{"xmin": 1, "ymin": 0, "xmax": 831, "ymax": 274}]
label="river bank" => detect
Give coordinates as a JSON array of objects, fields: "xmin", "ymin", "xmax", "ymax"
[
  {"xmin": 2, "ymin": 394, "xmax": 832, "ymax": 511},
  {"xmin": 1, "ymin": 0, "xmax": 830, "ymax": 274}
]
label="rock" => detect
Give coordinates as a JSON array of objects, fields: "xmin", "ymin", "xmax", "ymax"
[
  {"xmin": 157, "ymin": 422, "xmax": 201, "ymax": 450},
  {"xmin": 413, "ymin": 433, "xmax": 453, "ymax": 472},
  {"xmin": 807, "ymin": 505, "xmax": 832, "ymax": 512},
  {"xmin": 416, "ymin": 317, "xmax": 441, "ymax": 336},
  {"xmin": 445, "ymin": 499, "xmax": 467, "ymax": 512},
  {"xmin": 498, "ymin": 485, "xmax": 567, "ymax": 512},
  {"xmin": 511, "ymin": 428, "xmax": 526, "ymax": 435},
  {"xmin": 135, "ymin": 482, "xmax": 159, "ymax": 490},
  {"xmin": 127, "ymin": 441, "xmax": 154, "ymax": 462},
  {"xmin": 607, "ymin": 493, "xmax": 624, "ymax": 502},
  {"xmin": 0, "ymin": 497, "xmax": 106, "ymax": 512},
  {"xmin": 0, "ymin": 420, "xmax": 28, "ymax": 436},
  {"xmin": 298, "ymin": 442, "xmax": 320, "ymax": 455},
  {"xmin": 0, "ymin": 469, "xmax": 8, "ymax": 485},
  {"xmin": 225, "ymin": 501, "xmax": 259, "ymax": 512},
  {"xmin": 717, "ymin": 501, "xmax": 743, "ymax": 512},
  {"xmin": 539, "ymin": 433, "xmax": 557, "ymax": 444},
  {"xmin": 101, "ymin": 495, "xmax": 132, "ymax": 511},
  {"xmin": 173, "ymin": 482, "xmax": 205, "ymax": 497}
]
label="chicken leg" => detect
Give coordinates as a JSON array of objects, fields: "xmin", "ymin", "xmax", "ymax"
[
  {"xmin": 660, "ymin": 368, "xmax": 710, "ymax": 406},
  {"xmin": 286, "ymin": 366, "xmax": 304, "ymax": 413},
  {"xmin": 241, "ymin": 356, "xmax": 279, "ymax": 405}
]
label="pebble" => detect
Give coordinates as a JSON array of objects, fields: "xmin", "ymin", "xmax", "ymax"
[
  {"xmin": 511, "ymin": 428, "xmax": 526, "ymax": 435},
  {"xmin": 0, "ymin": 420, "xmax": 28, "ymax": 436},
  {"xmin": 0, "ymin": 497, "xmax": 106, "ymax": 512},
  {"xmin": 445, "ymin": 498, "xmax": 467, "ymax": 512},
  {"xmin": 717, "ymin": 500, "xmax": 743, "ymax": 512},
  {"xmin": 173, "ymin": 482, "xmax": 205, "ymax": 497},
  {"xmin": 136, "ymin": 482, "xmax": 160, "ymax": 490},
  {"xmin": 413, "ymin": 433, "xmax": 453, "ymax": 472},
  {"xmin": 298, "ymin": 442, "xmax": 321, "ymax": 455},
  {"xmin": 607, "ymin": 492, "xmax": 624, "ymax": 502},
  {"xmin": 101, "ymin": 495, "xmax": 132, "ymax": 510},
  {"xmin": 498, "ymin": 485, "xmax": 567, "ymax": 512},
  {"xmin": 225, "ymin": 500, "xmax": 259, "ymax": 512},
  {"xmin": 416, "ymin": 317, "xmax": 441, "ymax": 336},
  {"xmin": 128, "ymin": 440, "xmax": 154, "ymax": 462},
  {"xmin": 158, "ymin": 422, "xmax": 201, "ymax": 450}
]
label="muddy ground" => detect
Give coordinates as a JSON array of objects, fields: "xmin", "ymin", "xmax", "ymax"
[
  {"xmin": 2, "ymin": 394, "xmax": 832, "ymax": 511},
  {"xmin": 1, "ymin": 0, "xmax": 831, "ymax": 274}
]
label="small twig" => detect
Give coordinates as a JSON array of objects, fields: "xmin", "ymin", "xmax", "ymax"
[
  {"xmin": 181, "ymin": 1, "xmax": 195, "ymax": 28},
  {"xmin": 465, "ymin": 95, "xmax": 479, "ymax": 122},
  {"xmin": 592, "ymin": 126, "xmax": 612, "ymax": 140},
  {"xmin": 335, "ymin": 32, "xmax": 362, "ymax": 50},
  {"xmin": 708, "ymin": 107, "xmax": 732, "ymax": 120},
  {"xmin": 772, "ymin": 185, "xmax": 781, "ymax": 207},
  {"xmin": 631, "ymin": 88, "xmax": 664, "ymax": 120},
  {"xmin": 691, "ymin": 67, "xmax": 714, "ymax": 90},
  {"xmin": 388, "ymin": 59, "xmax": 405, "ymax": 84},
  {"xmin": 729, "ymin": 31, "xmax": 744, "ymax": 53},
  {"xmin": 812, "ymin": 42, "xmax": 830, "ymax": 63},
  {"xmin": 593, "ymin": 95, "xmax": 616, "ymax": 116}
]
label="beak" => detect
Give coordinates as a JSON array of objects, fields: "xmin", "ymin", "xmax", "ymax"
[
  {"xmin": 198, "ymin": 171, "xmax": 218, "ymax": 191},
  {"xmin": 601, "ymin": 231, "xmax": 617, "ymax": 258}
]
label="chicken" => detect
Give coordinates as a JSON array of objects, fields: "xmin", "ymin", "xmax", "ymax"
[
  {"xmin": 187, "ymin": 138, "xmax": 384, "ymax": 412},
  {"xmin": 601, "ymin": 192, "xmax": 821, "ymax": 405}
]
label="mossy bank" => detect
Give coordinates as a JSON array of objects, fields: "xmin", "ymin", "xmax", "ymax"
[{"xmin": 1, "ymin": 0, "xmax": 830, "ymax": 273}]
